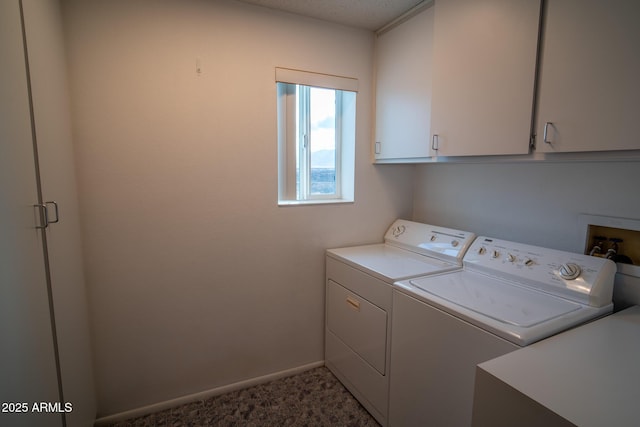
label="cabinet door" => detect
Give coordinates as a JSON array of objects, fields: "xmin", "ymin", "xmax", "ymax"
[
  {"xmin": 431, "ymin": 0, "xmax": 541, "ymax": 157},
  {"xmin": 0, "ymin": 1, "xmax": 63, "ymax": 426},
  {"xmin": 536, "ymin": 0, "xmax": 640, "ymax": 153},
  {"xmin": 374, "ymin": 5, "xmax": 433, "ymax": 162}
]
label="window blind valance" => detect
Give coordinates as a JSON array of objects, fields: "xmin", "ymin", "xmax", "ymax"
[{"xmin": 275, "ymin": 67, "xmax": 358, "ymax": 92}]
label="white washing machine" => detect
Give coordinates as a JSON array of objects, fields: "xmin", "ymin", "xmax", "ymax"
[
  {"xmin": 390, "ymin": 236, "xmax": 617, "ymax": 427},
  {"xmin": 325, "ymin": 219, "xmax": 476, "ymax": 426}
]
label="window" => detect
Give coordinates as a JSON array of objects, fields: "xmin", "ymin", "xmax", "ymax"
[{"xmin": 276, "ymin": 68, "xmax": 357, "ymax": 205}]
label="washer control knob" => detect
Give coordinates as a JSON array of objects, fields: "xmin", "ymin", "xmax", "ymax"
[
  {"xmin": 430, "ymin": 235, "xmax": 437, "ymax": 242},
  {"xmin": 507, "ymin": 253, "xmax": 516, "ymax": 263},
  {"xmin": 559, "ymin": 263, "xmax": 581, "ymax": 280},
  {"xmin": 524, "ymin": 258, "xmax": 534, "ymax": 266},
  {"xmin": 492, "ymin": 250, "xmax": 500, "ymax": 259},
  {"xmin": 478, "ymin": 246, "xmax": 487, "ymax": 255},
  {"xmin": 451, "ymin": 240, "xmax": 459, "ymax": 247}
]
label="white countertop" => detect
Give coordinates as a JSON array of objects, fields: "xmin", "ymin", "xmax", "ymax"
[{"xmin": 478, "ymin": 305, "xmax": 640, "ymax": 427}]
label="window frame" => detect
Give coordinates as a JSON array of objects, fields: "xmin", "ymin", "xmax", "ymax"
[
  {"xmin": 297, "ymin": 85, "xmax": 343, "ymax": 201},
  {"xmin": 276, "ymin": 68, "xmax": 357, "ymax": 206}
]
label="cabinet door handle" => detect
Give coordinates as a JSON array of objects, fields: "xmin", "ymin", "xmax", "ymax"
[
  {"xmin": 45, "ymin": 201, "xmax": 59, "ymax": 224},
  {"xmin": 34, "ymin": 203, "xmax": 49, "ymax": 229},
  {"xmin": 375, "ymin": 141, "xmax": 381, "ymax": 154},
  {"xmin": 431, "ymin": 134, "xmax": 439, "ymax": 151},
  {"xmin": 543, "ymin": 122, "xmax": 553, "ymax": 144},
  {"xmin": 346, "ymin": 296, "xmax": 360, "ymax": 311}
]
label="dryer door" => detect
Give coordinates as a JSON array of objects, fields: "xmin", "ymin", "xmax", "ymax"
[{"xmin": 327, "ymin": 280, "xmax": 387, "ymax": 374}]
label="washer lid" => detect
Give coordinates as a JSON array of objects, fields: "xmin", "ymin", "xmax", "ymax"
[
  {"xmin": 327, "ymin": 244, "xmax": 458, "ymax": 283},
  {"xmin": 410, "ymin": 272, "xmax": 581, "ymax": 328}
]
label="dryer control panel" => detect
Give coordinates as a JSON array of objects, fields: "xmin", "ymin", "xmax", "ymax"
[
  {"xmin": 464, "ymin": 237, "xmax": 617, "ymax": 308},
  {"xmin": 384, "ymin": 220, "xmax": 475, "ymax": 265}
]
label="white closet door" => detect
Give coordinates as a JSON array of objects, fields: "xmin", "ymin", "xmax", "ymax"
[
  {"xmin": 536, "ymin": 0, "xmax": 640, "ymax": 153},
  {"xmin": 0, "ymin": 1, "xmax": 63, "ymax": 426},
  {"xmin": 22, "ymin": 0, "xmax": 97, "ymax": 424},
  {"xmin": 431, "ymin": 0, "xmax": 540, "ymax": 156}
]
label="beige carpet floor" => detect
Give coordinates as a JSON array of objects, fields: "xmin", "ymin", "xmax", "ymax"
[{"xmin": 108, "ymin": 366, "xmax": 379, "ymax": 426}]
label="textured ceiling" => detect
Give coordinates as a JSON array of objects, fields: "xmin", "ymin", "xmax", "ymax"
[{"xmin": 235, "ymin": 0, "xmax": 426, "ymax": 31}]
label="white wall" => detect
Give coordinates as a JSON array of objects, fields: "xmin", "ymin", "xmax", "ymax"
[
  {"xmin": 61, "ymin": 0, "xmax": 414, "ymax": 417},
  {"xmin": 413, "ymin": 161, "xmax": 640, "ymax": 252}
]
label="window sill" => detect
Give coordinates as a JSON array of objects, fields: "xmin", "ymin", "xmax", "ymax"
[{"xmin": 278, "ymin": 198, "xmax": 354, "ymax": 207}]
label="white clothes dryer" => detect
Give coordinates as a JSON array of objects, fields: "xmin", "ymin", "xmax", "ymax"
[
  {"xmin": 390, "ymin": 236, "xmax": 617, "ymax": 427},
  {"xmin": 325, "ymin": 219, "xmax": 475, "ymax": 426}
]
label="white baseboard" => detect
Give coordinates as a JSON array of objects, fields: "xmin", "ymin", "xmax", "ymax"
[{"xmin": 93, "ymin": 360, "xmax": 325, "ymax": 426}]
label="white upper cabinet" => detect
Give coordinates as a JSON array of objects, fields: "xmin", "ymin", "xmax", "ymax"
[
  {"xmin": 430, "ymin": 0, "xmax": 541, "ymax": 157},
  {"xmin": 535, "ymin": 0, "xmax": 640, "ymax": 153},
  {"xmin": 373, "ymin": 5, "xmax": 434, "ymax": 162}
]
